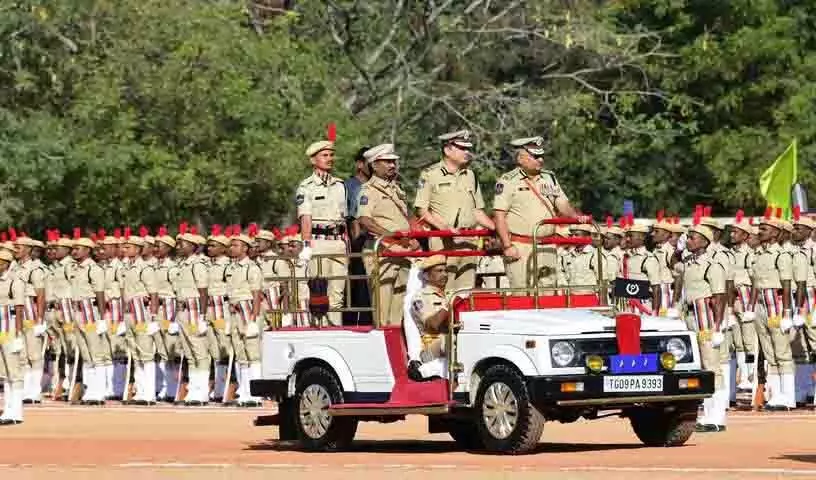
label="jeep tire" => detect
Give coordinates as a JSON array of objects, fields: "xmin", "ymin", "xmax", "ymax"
[
  {"xmin": 629, "ymin": 402, "xmax": 698, "ymax": 447},
  {"xmin": 292, "ymin": 366, "xmax": 358, "ymax": 451}
]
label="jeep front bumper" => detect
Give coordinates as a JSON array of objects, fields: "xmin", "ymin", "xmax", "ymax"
[{"xmin": 527, "ymin": 370, "xmax": 715, "ymax": 407}]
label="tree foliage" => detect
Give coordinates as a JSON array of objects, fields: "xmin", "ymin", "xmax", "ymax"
[{"xmin": 0, "ymin": 0, "xmax": 812, "ymax": 234}]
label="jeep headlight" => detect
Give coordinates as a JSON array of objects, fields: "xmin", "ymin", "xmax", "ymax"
[
  {"xmin": 665, "ymin": 337, "xmax": 688, "ymax": 361},
  {"xmin": 551, "ymin": 341, "xmax": 576, "ymax": 367}
]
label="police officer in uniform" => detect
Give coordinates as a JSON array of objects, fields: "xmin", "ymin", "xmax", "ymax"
[
  {"xmin": 174, "ymin": 226, "xmax": 211, "ymax": 406},
  {"xmin": 226, "ymin": 228, "xmax": 264, "ymax": 407},
  {"xmin": 153, "ymin": 229, "xmax": 180, "ymax": 402},
  {"xmin": 565, "ymin": 224, "xmax": 604, "ymax": 294},
  {"xmin": 743, "ymin": 211, "xmax": 796, "ymax": 410},
  {"xmin": 0, "ymin": 249, "xmax": 27, "ymax": 424},
  {"xmin": 13, "ymin": 234, "xmax": 48, "ymax": 404},
  {"xmin": 679, "ymin": 224, "xmax": 728, "ymax": 432},
  {"xmin": 100, "ymin": 232, "xmax": 126, "ymax": 400},
  {"xmin": 414, "ymin": 130, "xmax": 495, "ymax": 291},
  {"xmin": 730, "ymin": 212, "xmax": 758, "ymax": 391},
  {"xmin": 406, "ymin": 255, "xmax": 450, "ymax": 381},
  {"xmin": 652, "ymin": 216, "xmax": 677, "ymax": 316},
  {"xmin": 205, "ymin": 225, "xmax": 233, "ymax": 402},
  {"xmin": 621, "ymin": 224, "xmax": 662, "ymax": 311},
  {"xmin": 493, "ymin": 136, "xmax": 579, "ymax": 290},
  {"xmin": 119, "ymin": 233, "xmax": 160, "ymax": 405},
  {"xmin": 69, "ymin": 235, "xmax": 107, "ymax": 405},
  {"xmin": 357, "ymin": 143, "xmax": 419, "ymax": 327},
  {"xmin": 791, "ymin": 211, "xmax": 816, "ymax": 404},
  {"xmin": 47, "ymin": 233, "xmax": 76, "ymax": 402},
  {"xmin": 295, "ymin": 140, "xmax": 349, "ymax": 327}
]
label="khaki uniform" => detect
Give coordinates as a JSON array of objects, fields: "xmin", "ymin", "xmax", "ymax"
[
  {"xmin": 605, "ymin": 246, "xmax": 623, "ymax": 283},
  {"xmin": 16, "ymin": 258, "xmax": 47, "ymax": 402},
  {"xmin": 227, "ymin": 257, "xmax": 263, "ymax": 365},
  {"xmin": 102, "ymin": 258, "xmax": 126, "ymax": 361},
  {"xmin": 565, "ymin": 246, "xmax": 603, "ymax": 294},
  {"xmin": 175, "ymin": 255, "xmax": 210, "ymax": 370},
  {"xmin": 272, "ymin": 257, "xmax": 310, "ymax": 327},
  {"xmin": 415, "ymin": 162, "xmax": 485, "ymax": 291},
  {"xmin": 409, "ymin": 285, "xmax": 447, "ymax": 362},
  {"xmin": 120, "ymin": 258, "xmax": 159, "ymax": 363},
  {"xmin": 751, "ymin": 243, "xmax": 794, "ymax": 375},
  {"xmin": 619, "ymin": 246, "xmax": 660, "ymax": 311},
  {"xmin": 0, "ymin": 270, "xmax": 27, "ymax": 422},
  {"xmin": 47, "ymin": 257, "xmax": 75, "ymax": 366},
  {"xmin": 69, "ymin": 258, "xmax": 106, "ymax": 368},
  {"xmin": 357, "ymin": 175, "xmax": 413, "ymax": 326},
  {"xmin": 153, "ymin": 258, "xmax": 180, "ymax": 363},
  {"xmin": 731, "ymin": 243, "xmax": 757, "ymax": 359},
  {"xmin": 296, "ymin": 172, "xmax": 348, "ymax": 326},
  {"xmin": 792, "ymin": 243, "xmax": 816, "ymax": 362},
  {"xmin": 655, "ymin": 242, "xmax": 676, "ymax": 314},
  {"xmin": 493, "ymin": 168, "xmax": 568, "ymax": 289},
  {"xmin": 206, "ymin": 255, "xmax": 233, "ymax": 362}
]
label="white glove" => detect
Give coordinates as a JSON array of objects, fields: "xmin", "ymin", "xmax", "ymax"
[
  {"xmin": 726, "ymin": 308, "xmax": 738, "ymax": 329},
  {"xmin": 146, "ymin": 321, "xmax": 160, "ymax": 336},
  {"xmin": 676, "ymin": 234, "xmax": 687, "ymax": 252},
  {"xmin": 10, "ymin": 337, "xmax": 24, "ymax": 353},
  {"xmin": 96, "ymin": 321, "xmax": 108, "ymax": 335},
  {"xmin": 33, "ymin": 324, "xmax": 47, "ymax": 337},
  {"xmin": 116, "ymin": 322, "xmax": 127, "ymax": 337},
  {"xmin": 711, "ymin": 331, "xmax": 725, "ymax": 347},
  {"xmin": 793, "ymin": 314, "xmax": 806, "ymax": 328},
  {"xmin": 741, "ymin": 310, "xmax": 756, "ymax": 322},
  {"xmin": 297, "ymin": 246, "xmax": 312, "ymax": 266},
  {"xmin": 167, "ymin": 322, "xmax": 180, "ymax": 335},
  {"xmin": 665, "ymin": 307, "xmax": 680, "ymax": 319},
  {"xmin": 244, "ymin": 322, "xmax": 260, "ymax": 338},
  {"xmin": 780, "ymin": 315, "xmax": 794, "ymax": 333},
  {"xmin": 196, "ymin": 320, "xmax": 209, "ymax": 336}
]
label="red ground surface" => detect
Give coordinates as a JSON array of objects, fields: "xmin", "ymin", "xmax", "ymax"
[{"xmin": 0, "ymin": 401, "xmax": 814, "ymax": 479}]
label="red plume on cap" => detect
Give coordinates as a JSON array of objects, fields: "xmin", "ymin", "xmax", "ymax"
[
  {"xmin": 158, "ymin": 225, "xmax": 168, "ymax": 236},
  {"xmin": 656, "ymin": 210, "xmax": 664, "ymax": 222},
  {"xmin": 793, "ymin": 206, "xmax": 801, "ymax": 221},
  {"xmin": 605, "ymin": 215, "xmax": 613, "ymax": 228},
  {"xmin": 210, "ymin": 224, "xmax": 221, "ymax": 236},
  {"xmin": 703, "ymin": 205, "xmax": 712, "ymax": 217},
  {"xmin": 90, "ymin": 233, "xmax": 97, "ymax": 242},
  {"xmin": 98, "ymin": 228, "xmax": 106, "ymax": 239},
  {"xmin": 113, "ymin": 228, "xmax": 121, "ymax": 239},
  {"xmin": 764, "ymin": 206, "xmax": 772, "ymax": 219},
  {"xmin": 224, "ymin": 225, "xmax": 233, "ymax": 237},
  {"xmin": 735, "ymin": 209, "xmax": 744, "ymax": 223},
  {"xmin": 692, "ymin": 208, "xmax": 701, "ymax": 226},
  {"xmin": 124, "ymin": 227, "xmax": 132, "ymax": 239},
  {"xmin": 179, "ymin": 222, "xmax": 188, "ymax": 235},
  {"xmin": 8, "ymin": 228, "xmax": 17, "ymax": 242},
  {"xmin": 749, "ymin": 217, "xmax": 755, "ymax": 225},
  {"xmin": 0, "ymin": 233, "xmax": 6, "ymax": 242},
  {"xmin": 327, "ymin": 122, "xmax": 337, "ymax": 142},
  {"xmin": 775, "ymin": 207, "xmax": 783, "ymax": 219},
  {"xmin": 248, "ymin": 223, "xmax": 259, "ymax": 237},
  {"xmin": 139, "ymin": 225, "xmax": 148, "ymax": 237},
  {"xmin": 272, "ymin": 227, "xmax": 282, "ymax": 240},
  {"xmin": 189, "ymin": 225, "xmax": 198, "ymax": 235},
  {"xmin": 73, "ymin": 227, "xmax": 81, "ymax": 239}
]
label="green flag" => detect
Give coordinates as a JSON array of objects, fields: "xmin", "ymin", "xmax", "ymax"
[{"xmin": 759, "ymin": 139, "xmax": 798, "ymax": 218}]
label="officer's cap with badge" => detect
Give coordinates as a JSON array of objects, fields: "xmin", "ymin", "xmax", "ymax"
[
  {"xmin": 509, "ymin": 136, "xmax": 546, "ymax": 157},
  {"xmin": 363, "ymin": 143, "xmax": 400, "ymax": 164},
  {"xmin": 688, "ymin": 224, "xmax": 714, "ymax": 244},
  {"xmin": 438, "ymin": 130, "xmax": 473, "ymax": 149},
  {"xmin": 421, "ymin": 254, "xmax": 447, "ymax": 271},
  {"xmin": 305, "ymin": 140, "xmax": 335, "ymax": 158}
]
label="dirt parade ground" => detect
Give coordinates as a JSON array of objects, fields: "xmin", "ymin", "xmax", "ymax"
[{"xmin": 0, "ymin": 401, "xmax": 814, "ymax": 480}]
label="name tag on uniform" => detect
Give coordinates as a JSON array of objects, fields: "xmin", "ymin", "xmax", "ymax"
[
  {"xmin": 438, "ymin": 182, "xmax": 452, "ymax": 187},
  {"xmin": 315, "ymin": 196, "xmax": 326, "ymax": 200}
]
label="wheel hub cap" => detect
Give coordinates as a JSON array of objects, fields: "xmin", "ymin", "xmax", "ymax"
[
  {"xmin": 299, "ymin": 384, "xmax": 332, "ymax": 439},
  {"xmin": 482, "ymin": 382, "xmax": 519, "ymax": 439}
]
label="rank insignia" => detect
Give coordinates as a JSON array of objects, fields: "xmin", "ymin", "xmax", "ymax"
[
  {"xmin": 495, "ymin": 183, "xmax": 504, "ymax": 194},
  {"xmin": 359, "ymin": 195, "xmax": 368, "ymax": 206}
]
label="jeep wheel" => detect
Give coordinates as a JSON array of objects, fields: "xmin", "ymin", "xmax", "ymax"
[
  {"xmin": 292, "ymin": 366, "xmax": 358, "ymax": 451},
  {"xmin": 474, "ymin": 364, "xmax": 544, "ymax": 454},
  {"xmin": 629, "ymin": 403, "xmax": 698, "ymax": 447}
]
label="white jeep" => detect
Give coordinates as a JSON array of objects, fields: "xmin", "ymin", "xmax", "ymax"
[{"xmin": 250, "ymin": 226, "xmax": 714, "ymax": 454}]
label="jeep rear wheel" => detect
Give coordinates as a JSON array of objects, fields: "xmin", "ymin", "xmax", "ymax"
[
  {"xmin": 474, "ymin": 364, "xmax": 544, "ymax": 454},
  {"xmin": 629, "ymin": 403, "xmax": 698, "ymax": 447},
  {"xmin": 292, "ymin": 366, "xmax": 358, "ymax": 451}
]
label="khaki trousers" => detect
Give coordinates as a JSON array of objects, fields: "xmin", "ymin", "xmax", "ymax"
[
  {"xmin": 754, "ymin": 304, "xmax": 794, "ymax": 374},
  {"xmin": 363, "ymin": 250, "xmax": 410, "ymax": 327},
  {"xmin": 504, "ymin": 242, "xmax": 557, "ymax": 290},
  {"xmin": 207, "ymin": 302, "xmax": 234, "ymax": 362},
  {"xmin": 228, "ymin": 301, "xmax": 262, "ymax": 366},
  {"xmin": 45, "ymin": 309, "xmax": 66, "ymax": 358},
  {"xmin": 0, "ymin": 340, "xmax": 24, "ymax": 386},
  {"xmin": 429, "ymin": 237, "xmax": 479, "ymax": 292},
  {"xmin": 126, "ymin": 314, "xmax": 159, "ymax": 364},
  {"xmin": 178, "ymin": 310, "xmax": 212, "ymax": 370},
  {"xmin": 309, "ymin": 239, "xmax": 348, "ymax": 327},
  {"xmin": 22, "ymin": 327, "xmax": 44, "ymax": 370},
  {"xmin": 699, "ymin": 339, "xmax": 723, "ymax": 390},
  {"xmin": 731, "ymin": 318, "xmax": 757, "ymax": 354}
]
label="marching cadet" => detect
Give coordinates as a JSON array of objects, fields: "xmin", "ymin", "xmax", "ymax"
[
  {"xmin": 357, "ymin": 143, "xmax": 419, "ymax": 326},
  {"xmin": 742, "ymin": 209, "xmax": 796, "ymax": 410},
  {"xmin": 730, "ymin": 211, "xmax": 758, "ymax": 391},
  {"xmin": 100, "ymin": 231, "xmax": 126, "ymax": 400},
  {"xmin": 45, "ymin": 231, "xmax": 75, "ymax": 402},
  {"xmin": 118, "ymin": 231, "xmax": 161, "ymax": 405},
  {"xmin": 493, "ymin": 136, "xmax": 580, "ymax": 290},
  {"xmin": 622, "ymin": 223, "xmax": 662, "ymax": 311},
  {"xmin": 566, "ymin": 224, "xmax": 604, "ymax": 294},
  {"xmin": 296, "ymin": 140, "xmax": 348, "ymax": 327},
  {"xmin": 174, "ymin": 224, "xmax": 211, "ymax": 406},
  {"xmin": 602, "ymin": 218, "xmax": 625, "ymax": 301},
  {"xmin": 414, "ymin": 130, "xmax": 495, "ymax": 291},
  {"xmin": 13, "ymin": 232, "xmax": 48, "ymax": 405},
  {"xmin": 790, "ymin": 209, "xmax": 816, "ymax": 404},
  {"xmin": 0, "ymin": 248, "xmax": 27, "ymax": 425},
  {"xmin": 226, "ymin": 227, "xmax": 264, "ymax": 407},
  {"xmin": 141, "ymin": 228, "xmax": 157, "ymax": 266},
  {"xmin": 652, "ymin": 213, "xmax": 677, "ymax": 316},
  {"xmin": 205, "ymin": 225, "xmax": 233, "ymax": 403},
  {"xmin": 69, "ymin": 233, "xmax": 107, "ymax": 405},
  {"xmin": 42, "ymin": 230, "xmax": 65, "ymax": 400},
  {"xmin": 406, "ymin": 255, "xmax": 450, "ymax": 382},
  {"xmin": 153, "ymin": 227, "xmax": 180, "ymax": 402},
  {"xmin": 274, "ymin": 227, "xmax": 310, "ymax": 327},
  {"xmin": 679, "ymin": 224, "xmax": 728, "ymax": 432},
  {"xmin": 255, "ymin": 229, "xmax": 282, "ymax": 322}
]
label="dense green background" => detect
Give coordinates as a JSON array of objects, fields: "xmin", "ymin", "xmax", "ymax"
[{"xmin": 1, "ymin": 0, "xmax": 814, "ymax": 234}]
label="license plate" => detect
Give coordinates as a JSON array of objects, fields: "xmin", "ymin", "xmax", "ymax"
[{"xmin": 603, "ymin": 375, "xmax": 663, "ymax": 393}]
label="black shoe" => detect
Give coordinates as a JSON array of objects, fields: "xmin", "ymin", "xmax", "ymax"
[
  {"xmin": 765, "ymin": 404, "xmax": 793, "ymax": 412},
  {"xmin": 85, "ymin": 400, "xmax": 105, "ymax": 406},
  {"xmin": 407, "ymin": 360, "xmax": 424, "ymax": 382},
  {"xmin": 22, "ymin": 399, "xmax": 34, "ymax": 405},
  {"xmin": 695, "ymin": 424, "xmax": 726, "ymax": 433},
  {"xmin": 185, "ymin": 400, "xmax": 203, "ymax": 407},
  {"xmin": 0, "ymin": 419, "xmax": 22, "ymax": 425},
  {"xmin": 133, "ymin": 400, "xmax": 148, "ymax": 406}
]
